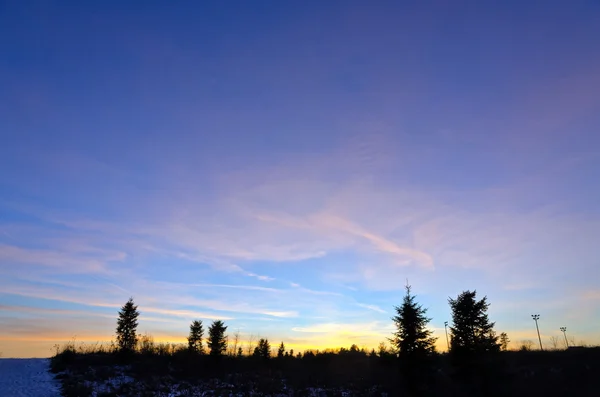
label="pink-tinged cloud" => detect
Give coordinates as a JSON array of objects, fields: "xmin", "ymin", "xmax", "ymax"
[{"xmin": 0, "ymin": 243, "xmax": 111, "ymax": 273}]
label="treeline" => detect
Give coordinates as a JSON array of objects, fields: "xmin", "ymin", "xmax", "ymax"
[
  {"xmin": 52, "ymin": 287, "xmax": 600, "ymax": 396},
  {"xmin": 114, "ymin": 286, "xmax": 505, "ymax": 361},
  {"xmin": 116, "ymin": 298, "xmax": 290, "ymax": 359}
]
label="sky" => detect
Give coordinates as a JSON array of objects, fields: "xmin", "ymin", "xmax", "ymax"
[{"xmin": 1, "ymin": 1, "xmax": 599, "ymax": 358}]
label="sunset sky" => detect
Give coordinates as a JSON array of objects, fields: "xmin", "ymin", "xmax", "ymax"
[{"xmin": 1, "ymin": 1, "xmax": 599, "ymax": 358}]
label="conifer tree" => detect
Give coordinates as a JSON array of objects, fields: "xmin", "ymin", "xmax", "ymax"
[
  {"xmin": 188, "ymin": 320, "xmax": 204, "ymax": 353},
  {"xmin": 253, "ymin": 338, "xmax": 271, "ymax": 359},
  {"xmin": 391, "ymin": 285, "xmax": 437, "ymax": 392},
  {"xmin": 390, "ymin": 285, "xmax": 437, "ymax": 358},
  {"xmin": 277, "ymin": 341, "xmax": 285, "ymax": 358},
  {"xmin": 207, "ymin": 320, "xmax": 228, "ymax": 356},
  {"xmin": 448, "ymin": 290, "xmax": 500, "ymax": 355},
  {"xmin": 116, "ymin": 297, "xmax": 139, "ymax": 353}
]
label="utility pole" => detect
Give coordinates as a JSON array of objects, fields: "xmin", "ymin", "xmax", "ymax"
[
  {"xmin": 531, "ymin": 314, "xmax": 543, "ymax": 350},
  {"xmin": 560, "ymin": 327, "xmax": 568, "ymax": 348},
  {"xmin": 444, "ymin": 321, "xmax": 450, "ymax": 352}
]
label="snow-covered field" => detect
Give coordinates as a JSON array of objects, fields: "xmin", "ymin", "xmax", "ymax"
[
  {"xmin": 0, "ymin": 358, "xmax": 61, "ymax": 397},
  {"xmin": 0, "ymin": 358, "xmax": 384, "ymax": 396}
]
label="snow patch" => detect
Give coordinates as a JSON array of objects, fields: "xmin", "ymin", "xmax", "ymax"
[{"xmin": 0, "ymin": 358, "xmax": 61, "ymax": 397}]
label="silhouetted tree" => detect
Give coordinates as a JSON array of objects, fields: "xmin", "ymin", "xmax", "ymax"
[
  {"xmin": 245, "ymin": 334, "xmax": 256, "ymax": 356},
  {"xmin": 207, "ymin": 320, "xmax": 228, "ymax": 357},
  {"xmin": 499, "ymin": 332, "xmax": 510, "ymax": 351},
  {"xmin": 237, "ymin": 347, "xmax": 243, "ymax": 358},
  {"xmin": 391, "ymin": 285, "xmax": 437, "ymax": 358},
  {"xmin": 390, "ymin": 285, "xmax": 437, "ymax": 391},
  {"xmin": 449, "ymin": 290, "xmax": 503, "ymax": 396},
  {"xmin": 378, "ymin": 341, "xmax": 387, "ymax": 357},
  {"xmin": 449, "ymin": 290, "xmax": 500, "ymax": 356},
  {"xmin": 519, "ymin": 340, "xmax": 533, "ymax": 351},
  {"xmin": 116, "ymin": 298, "xmax": 139, "ymax": 353},
  {"xmin": 187, "ymin": 320, "xmax": 204, "ymax": 353},
  {"xmin": 277, "ymin": 341, "xmax": 285, "ymax": 358},
  {"xmin": 230, "ymin": 330, "xmax": 240, "ymax": 356},
  {"xmin": 253, "ymin": 338, "xmax": 271, "ymax": 359}
]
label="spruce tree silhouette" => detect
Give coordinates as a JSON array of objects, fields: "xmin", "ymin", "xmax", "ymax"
[
  {"xmin": 277, "ymin": 341, "xmax": 285, "ymax": 358},
  {"xmin": 187, "ymin": 320, "xmax": 204, "ymax": 353},
  {"xmin": 116, "ymin": 297, "xmax": 139, "ymax": 353},
  {"xmin": 390, "ymin": 284, "xmax": 437, "ymax": 392},
  {"xmin": 207, "ymin": 320, "xmax": 228, "ymax": 357},
  {"xmin": 391, "ymin": 284, "xmax": 437, "ymax": 357},
  {"xmin": 448, "ymin": 290, "xmax": 504, "ymax": 396},
  {"xmin": 448, "ymin": 290, "xmax": 500, "ymax": 356},
  {"xmin": 253, "ymin": 338, "xmax": 271, "ymax": 359}
]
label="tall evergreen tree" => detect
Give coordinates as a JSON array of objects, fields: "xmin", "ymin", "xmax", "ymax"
[
  {"xmin": 187, "ymin": 320, "xmax": 204, "ymax": 353},
  {"xmin": 390, "ymin": 285, "xmax": 437, "ymax": 393},
  {"xmin": 116, "ymin": 297, "xmax": 139, "ymax": 353},
  {"xmin": 277, "ymin": 341, "xmax": 285, "ymax": 358},
  {"xmin": 253, "ymin": 338, "xmax": 271, "ymax": 359},
  {"xmin": 390, "ymin": 285, "xmax": 437, "ymax": 358},
  {"xmin": 448, "ymin": 290, "xmax": 500, "ymax": 355},
  {"xmin": 207, "ymin": 320, "xmax": 228, "ymax": 356}
]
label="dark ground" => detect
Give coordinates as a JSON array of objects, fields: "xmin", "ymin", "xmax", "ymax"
[{"xmin": 51, "ymin": 346, "xmax": 600, "ymax": 396}]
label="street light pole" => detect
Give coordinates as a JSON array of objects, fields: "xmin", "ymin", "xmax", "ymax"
[
  {"xmin": 560, "ymin": 327, "xmax": 568, "ymax": 348},
  {"xmin": 531, "ymin": 314, "xmax": 543, "ymax": 350},
  {"xmin": 444, "ymin": 321, "xmax": 450, "ymax": 352}
]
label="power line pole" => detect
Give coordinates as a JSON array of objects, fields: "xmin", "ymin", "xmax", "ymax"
[
  {"xmin": 444, "ymin": 321, "xmax": 450, "ymax": 352},
  {"xmin": 560, "ymin": 327, "xmax": 568, "ymax": 348},
  {"xmin": 531, "ymin": 314, "xmax": 543, "ymax": 350}
]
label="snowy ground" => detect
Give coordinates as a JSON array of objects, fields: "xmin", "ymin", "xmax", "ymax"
[{"xmin": 0, "ymin": 359, "xmax": 61, "ymax": 397}]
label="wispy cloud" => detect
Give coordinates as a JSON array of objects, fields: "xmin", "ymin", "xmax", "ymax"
[
  {"xmin": 356, "ymin": 303, "xmax": 386, "ymax": 314},
  {"xmin": 139, "ymin": 307, "xmax": 233, "ymax": 321},
  {"xmin": 582, "ymin": 290, "xmax": 600, "ymax": 301},
  {"xmin": 154, "ymin": 281, "xmax": 282, "ymax": 293},
  {"xmin": 0, "ymin": 243, "xmax": 112, "ymax": 273},
  {"xmin": 288, "ymin": 321, "xmax": 394, "ymax": 349},
  {"xmin": 292, "ymin": 321, "xmax": 389, "ymax": 334}
]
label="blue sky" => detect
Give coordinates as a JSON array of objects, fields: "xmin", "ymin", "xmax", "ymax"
[{"xmin": 1, "ymin": 1, "xmax": 599, "ymax": 357}]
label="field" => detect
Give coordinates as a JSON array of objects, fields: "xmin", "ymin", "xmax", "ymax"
[
  {"xmin": 0, "ymin": 358, "xmax": 61, "ymax": 397},
  {"xmin": 43, "ymin": 344, "xmax": 600, "ymax": 396}
]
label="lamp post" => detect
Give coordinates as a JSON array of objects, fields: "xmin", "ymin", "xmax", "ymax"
[
  {"xmin": 560, "ymin": 327, "xmax": 568, "ymax": 348},
  {"xmin": 444, "ymin": 321, "xmax": 450, "ymax": 352},
  {"xmin": 531, "ymin": 314, "xmax": 543, "ymax": 350}
]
